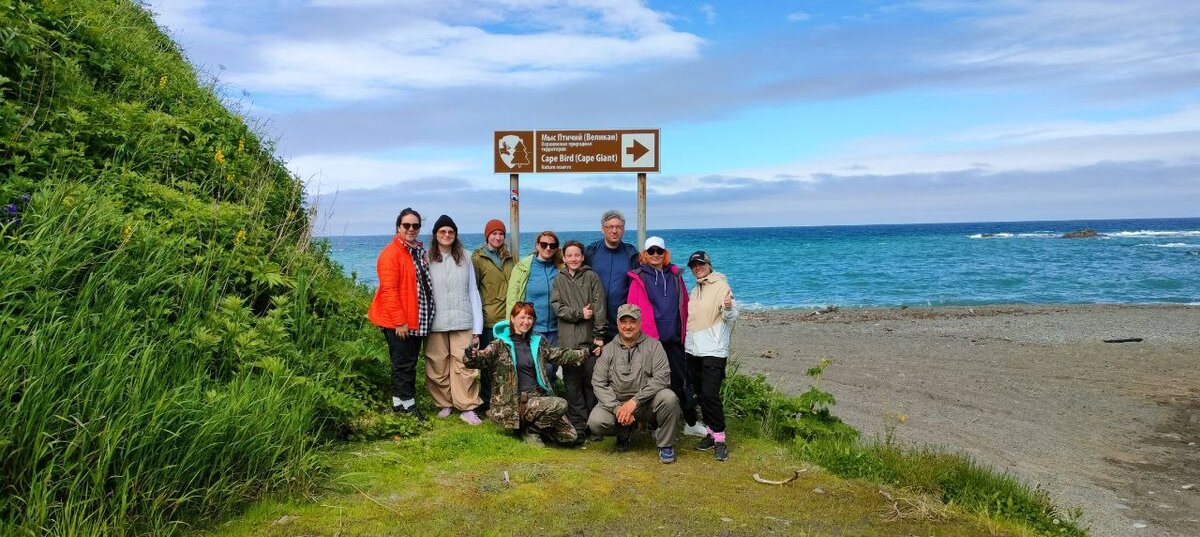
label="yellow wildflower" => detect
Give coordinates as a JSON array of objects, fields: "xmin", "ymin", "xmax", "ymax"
[
  {"xmin": 122, "ymin": 224, "xmax": 132, "ymax": 241},
  {"xmin": 64, "ymin": 196, "xmax": 75, "ymax": 207},
  {"xmin": 237, "ymin": 138, "xmax": 245, "ymax": 153},
  {"xmin": 159, "ymin": 75, "xmax": 167, "ymax": 88},
  {"xmin": 234, "ymin": 229, "xmax": 247, "ymax": 245},
  {"xmin": 215, "ymin": 148, "xmax": 225, "ymax": 163},
  {"xmin": 286, "ymin": 211, "xmax": 295, "ymax": 220}
]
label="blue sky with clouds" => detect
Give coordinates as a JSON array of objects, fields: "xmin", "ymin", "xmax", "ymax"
[{"xmin": 147, "ymin": 0, "xmax": 1200, "ymax": 235}]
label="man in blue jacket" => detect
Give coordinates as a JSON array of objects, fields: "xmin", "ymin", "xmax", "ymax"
[{"xmin": 584, "ymin": 209, "xmax": 639, "ymax": 342}]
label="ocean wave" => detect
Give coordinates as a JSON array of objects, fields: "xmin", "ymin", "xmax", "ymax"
[
  {"xmin": 1108, "ymin": 230, "xmax": 1200, "ymax": 238},
  {"xmin": 1137, "ymin": 242, "xmax": 1200, "ymax": 248},
  {"xmin": 968, "ymin": 232, "xmax": 1014, "ymax": 239}
]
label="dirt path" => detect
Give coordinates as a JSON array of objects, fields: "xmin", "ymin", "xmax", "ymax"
[{"xmin": 733, "ymin": 305, "xmax": 1200, "ymax": 536}]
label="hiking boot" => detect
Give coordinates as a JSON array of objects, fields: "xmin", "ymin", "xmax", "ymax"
[
  {"xmin": 682, "ymin": 421, "xmax": 708, "ymax": 437},
  {"xmin": 659, "ymin": 446, "xmax": 676, "ymax": 464},
  {"xmin": 696, "ymin": 434, "xmax": 715, "ymax": 451},
  {"xmin": 437, "ymin": 407, "xmax": 453, "ymax": 418},
  {"xmin": 713, "ymin": 442, "xmax": 728, "ymax": 461},
  {"xmin": 460, "ymin": 410, "xmax": 482, "ymax": 425},
  {"xmin": 394, "ymin": 405, "xmax": 426, "ymax": 422},
  {"xmin": 614, "ymin": 434, "xmax": 631, "ymax": 452},
  {"xmin": 522, "ymin": 432, "xmax": 545, "ymax": 447}
]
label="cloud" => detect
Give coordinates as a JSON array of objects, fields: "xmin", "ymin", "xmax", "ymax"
[
  {"xmin": 159, "ymin": 0, "xmax": 706, "ymax": 101},
  {"xmin": 700, "ymin": 4, "xmax": 716, "ymax": 25},
  {"xmin": 786, "ymin": 12, "xmax": 811, "ymax": 22},
  {"xmin": 313, "ymin": 158, "xmax": 1200, "ymax": 235}
]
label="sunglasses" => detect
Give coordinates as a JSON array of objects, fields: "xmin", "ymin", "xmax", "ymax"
[
  {"xmin": 646, "ymin": 246, "xmax": 666, "ymax": 255},
  {"xmin": 399, "ymin": 222, "xmax": 421, "ymax": 230},
  {"xmin": 538, "ymin": 241, "xmax": 559, "ymax": 249}
]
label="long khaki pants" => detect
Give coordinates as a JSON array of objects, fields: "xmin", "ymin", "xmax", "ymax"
[{"xmin": 424, "ymin": 330, "xmax": 480, "ymax": 411}]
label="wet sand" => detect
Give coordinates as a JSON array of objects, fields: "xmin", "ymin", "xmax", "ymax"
[{"xmin": 732, "ymin": 304, "xmax": 1200, "ymax": 536}]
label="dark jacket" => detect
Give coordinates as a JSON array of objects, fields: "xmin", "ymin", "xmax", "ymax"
[
  {"xmin": 550, "ymin": 264, "xmax": 607, "ymax": 349},
  {"xmin": 583, "ymin": 240, "xmax": 639, "ymax": 332}
]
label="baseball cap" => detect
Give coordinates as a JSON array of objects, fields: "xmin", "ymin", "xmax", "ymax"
[
  {"xmin": 687, "ymin": 251, "xmax": 711, "ymax": 267},
  {"xmin": 616, "ymin": 303, "xmax": 642, "ymax": 320}
]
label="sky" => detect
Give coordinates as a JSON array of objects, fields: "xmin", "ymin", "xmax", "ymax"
[{"xmin": 146, "ymin": 0, "xmax": 1200, "ymax": 236}]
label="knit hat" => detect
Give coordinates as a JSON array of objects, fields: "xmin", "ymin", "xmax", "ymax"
[
  {"xmin": 432, "ymin": 214, "xmax": 457, "ymax": 234},
  {"xmin": 484, "ymin": 219, "xmax": 506, "ymax": 237}
]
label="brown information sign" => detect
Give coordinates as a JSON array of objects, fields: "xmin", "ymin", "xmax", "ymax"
[
  {"xmin": 537, "ymin": 129, "xmax": 658, "ymax": 173},
  {"xmin": 494, "ymin": 129, "xmax": 659, "ymax": 173}
]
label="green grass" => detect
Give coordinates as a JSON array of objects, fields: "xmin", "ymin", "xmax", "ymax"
[{"xmin": 198, "ymin": 419, "xmax": 1034, "ymax": 537}]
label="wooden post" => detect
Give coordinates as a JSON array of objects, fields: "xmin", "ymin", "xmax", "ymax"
[
  {"xmin": 509, "ymin": 173, "xmax": 520, "ymax": 257},
  {"xmin": 637, "ymin": 172, "xmax": 647, "ymax": 250}
]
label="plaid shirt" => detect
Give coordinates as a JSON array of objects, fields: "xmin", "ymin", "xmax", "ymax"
[{"xmin": 408, "ymin": 241, "xmax": 435, "ymax": 336}]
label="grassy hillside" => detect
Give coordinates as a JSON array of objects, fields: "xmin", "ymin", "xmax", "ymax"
[{"xmin": 1, "ymin": 1, "xmax": 393, "ymax": 533}]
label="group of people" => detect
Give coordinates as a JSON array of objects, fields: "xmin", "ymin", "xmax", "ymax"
[{"xmin": 367, "ymin": 209, "xmax": 739, "ymax": 464}]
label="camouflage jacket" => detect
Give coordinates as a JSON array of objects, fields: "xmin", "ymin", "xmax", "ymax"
[{"xmin": 465, "ymin": 320, "xmax": 585, "ymax": 430}]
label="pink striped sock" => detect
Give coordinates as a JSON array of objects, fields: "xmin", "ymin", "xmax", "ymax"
[{"xmin": 712, "ymin": 431, "xmax": 726, "ymax": 443}]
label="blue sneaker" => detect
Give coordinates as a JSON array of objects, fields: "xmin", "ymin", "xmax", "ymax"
[{"xmin": 659, "ymin": 446, "xmax": 676, "ymax": 464}]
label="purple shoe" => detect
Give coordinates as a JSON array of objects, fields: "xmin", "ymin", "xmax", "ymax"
[
  {"xmin": 460, "ymin": 410, "xmax": 483, "ymax": 425},
  {"xmin": 437, "ymin": 407, "xmax": 453, "ymax": 418}
]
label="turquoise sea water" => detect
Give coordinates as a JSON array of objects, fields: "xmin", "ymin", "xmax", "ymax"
[{"xmin": 325, "ymin": 217, "xmax": 1200, "ymax": 309}]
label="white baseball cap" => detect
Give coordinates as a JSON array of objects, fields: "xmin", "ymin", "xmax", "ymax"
[{"xmin": 644, "ymin": 236, "xmax": 665, "ymax": 251}]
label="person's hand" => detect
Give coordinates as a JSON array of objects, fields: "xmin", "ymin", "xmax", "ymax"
[
  {"xmin": 723, "ymin": 290, "xmax": 734, "ymax": 309},
  {"xmin": 582, "ymin": 303, "xmax": 593, "ymax": 320},
  {"xmin": 471, "ymin": 334, "xmax": 480, "ymax": 347},
  {"xmin": 615, "ymin": 399, "xmax": 637, "ymax": 426},
  {"xmin": 591, "ymin": 338, "xmax": 604, "ymax": 356},
  {"xmin": 395, "ymin": 324, "xmax": 410, "ymax": 339}
]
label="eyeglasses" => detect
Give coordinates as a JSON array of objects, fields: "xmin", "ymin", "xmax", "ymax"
[
  {"xmin": 437, "ymin": 229, "xmax": 455, "ymax": 235},
  {"xmin": 538, "ymin": 241, "xmax": 558, "ymax": 249},
  {"xmin": 646, "ymin": 246, "xmax": 665, "ymax": 255},
  {"xmin": 399, "ymin": 222, "xmax": 421, "ymax": 230},
  {"xmin": 515, "ymin": 301, "xmax": 533, "ymax": 307},
  {"xmin": 603, "ymin": 224, "xmax": 624, "ymax": 230}
]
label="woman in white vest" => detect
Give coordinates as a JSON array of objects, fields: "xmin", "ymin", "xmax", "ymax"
[{"xmin": 426, "ymin": 215, "xmax": 485, "ymax": 424}]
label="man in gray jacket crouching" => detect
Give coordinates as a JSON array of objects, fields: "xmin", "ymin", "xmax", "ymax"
[{"xmin": 588, "ymin": 304, "xmax": 680, "ymax": 463}]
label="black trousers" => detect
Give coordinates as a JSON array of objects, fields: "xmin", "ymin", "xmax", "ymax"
[
  {"xmin": 562, "ymin": 354, "xmax": 598, "ymax": 434},
  {"xmin": 476, "ymin": 327, "xmax": 496, "ymax": 413},
  {"xmin": 662, "ymin": 340, "xmax": 698, "ymax": 426},
  {"xmin": 382, "ymin": 328, "xmax": 424, "ymax": 403},
  {"xmin": 685, "ymin": 353, "xmax": 727, "ymax": 433}
]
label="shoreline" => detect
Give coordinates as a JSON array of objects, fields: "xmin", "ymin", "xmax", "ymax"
[{"xmin": 732, "ymin": 303, "xmax": 1200, "ymax": 536}]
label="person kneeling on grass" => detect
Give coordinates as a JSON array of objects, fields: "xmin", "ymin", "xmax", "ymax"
[
  {"xmin": 465, "ymin": 302, "xmax": 587, "ymax": 446},
  {"xmin": 588, "ymin": 304, "xmax": 680, "ymax": 464}
]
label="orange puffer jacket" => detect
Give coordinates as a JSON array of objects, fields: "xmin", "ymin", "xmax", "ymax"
[{"xmin": 368, "ymin": 236, "xmax": 419, "ymax": 329}]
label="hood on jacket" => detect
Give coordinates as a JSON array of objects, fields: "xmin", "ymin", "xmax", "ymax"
[
  {"xmin": 559, "ymin": 264, "xmax": 594, "ymax": 278},
  {"xmin": 491, "ymin": 320, "xmax": 550, "ymax": 391}
]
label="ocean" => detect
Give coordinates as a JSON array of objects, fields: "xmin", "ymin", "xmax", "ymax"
[{"xmin": 324, "ymin": 217, "xmax": 1200, "ymax": 309}]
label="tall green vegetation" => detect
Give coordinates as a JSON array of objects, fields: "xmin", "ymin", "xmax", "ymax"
[{"xmin": 1, "ymin": 1, "xmax": 390, "ymax": 533}]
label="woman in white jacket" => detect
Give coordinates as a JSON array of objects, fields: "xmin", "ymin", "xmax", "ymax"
[
  {"xmin": 683, "ymin": 251, "xmax": 738, "ymax": 461},
  {"xmin": 426, "ymin": 215, "xmax": 485, "ymax": 425}
]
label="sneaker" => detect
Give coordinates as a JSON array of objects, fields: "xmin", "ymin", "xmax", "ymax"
[
  {"xmin": 696, "ymin": 434, "xmax": 715, "ymax": 451},
  {"xmin": 460, "ymin": 410, "xmax": 482, "ymax": 425},
  {"xmin": 713, "ymin": 442, "xmax": 728, "ymax": 461},
  {"xmin": 522, "ymin": 432, "xmax": 545, "ymax": 447},
  {"xmin": 659, "ymin": 446, "xmax": 676, "ymax": 464},
  {"xmin": 682, "ymin": 421, "xmax": 708, "ymax": 437},
  {"xmin": 614, "ymin": 434, "xmax": 631, "ymax": 452},
  {"xmin": 394, "ymin": 405, "xmax": 426, "ymax": 422},
  {"xmin": 437, "ymin": 407, "xmax": 453, "ymax": 418}
]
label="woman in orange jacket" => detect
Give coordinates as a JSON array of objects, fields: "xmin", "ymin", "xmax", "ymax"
[{"xmin": 368, "ymin": 207, "xmax": 436, "ymax": 420}]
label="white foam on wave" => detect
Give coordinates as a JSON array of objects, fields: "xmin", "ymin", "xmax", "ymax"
[
  {"xmin": 1108, "ymin": 230, "xmax": 1200, "ymax": 239},
  {"xmin": 968, "ymin": 232, "xmax": 1015, "ymax": 239},
  {"xmin": 1139, "ymin": 242, "xmax": 1200, "ymax": 248}
]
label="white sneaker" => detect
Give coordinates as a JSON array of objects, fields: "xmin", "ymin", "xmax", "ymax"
[{"xmin": 682, "ymin": 421, "xmax": 708, "ymax": 437}]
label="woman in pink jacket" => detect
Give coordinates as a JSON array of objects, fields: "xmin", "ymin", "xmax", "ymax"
[{"xmin": 625, "ymin": 236, "xmax": 703, "ymax": 436}]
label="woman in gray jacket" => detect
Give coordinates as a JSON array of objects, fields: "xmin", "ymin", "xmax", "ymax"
[{"xmin": 550, "ymin": 240, "xmax": 607, "ymax": 440}]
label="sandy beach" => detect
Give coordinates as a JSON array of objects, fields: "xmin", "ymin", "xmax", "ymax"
[{"xmin": 733, "ymin": 304, "xmax": 1200, "ymax": 537}]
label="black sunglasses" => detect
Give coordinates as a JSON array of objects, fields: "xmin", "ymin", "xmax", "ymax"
[
  {"xmin": 646, "ymin": 246, "xmax": 665, "ymax": 255},
  {"xmin": 399, "ymin": 222, "xmax": 421, "ymax": 230},
  {"xmin": 538, "ymin": 241, "xmax": 559, "ymax": 249}
]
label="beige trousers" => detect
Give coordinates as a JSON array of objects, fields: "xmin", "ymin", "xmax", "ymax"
[{"xmin": 424, "ymin": 330, "xmax": 480, "ymax": 411}]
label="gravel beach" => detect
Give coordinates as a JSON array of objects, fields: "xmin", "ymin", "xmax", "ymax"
[{"xmin": 733, "ymin": 304, "xmax": 1200, "ymax": 537}]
